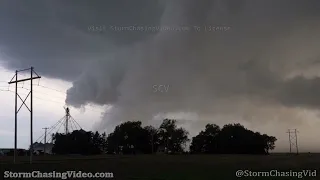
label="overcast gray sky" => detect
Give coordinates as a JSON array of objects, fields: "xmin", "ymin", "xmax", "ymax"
[{"xmin": 1, "ymin": 0, "xmax": 320, "ymax": 152}]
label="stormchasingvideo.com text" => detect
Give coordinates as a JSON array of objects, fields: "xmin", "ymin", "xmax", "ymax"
[{"xmin": 3, "ymin": 171, "xmax": 114, "ymax": 179}]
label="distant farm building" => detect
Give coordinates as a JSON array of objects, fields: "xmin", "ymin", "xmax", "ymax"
[{"xmin": 32, "ymin": 142, "xmax": 54, "ymax": 155}]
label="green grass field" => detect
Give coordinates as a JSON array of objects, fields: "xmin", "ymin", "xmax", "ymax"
[{"xmin": 1, "ymin": 154, "xmax": 319, "ymax": 180}]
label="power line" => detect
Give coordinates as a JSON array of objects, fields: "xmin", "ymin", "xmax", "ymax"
[
  {"xmin": 2, "ymin": 85, "xmax": 66, "ymax": 99},
  {"xmin": 0, "ymin": 89, "xmax": 104, "ymax": 113},
  {"xmin": 46, "ymin": 120, "xmax": 65, "ymax": 144},
  {"xmin": 1, "ymin": 80, "xmax": 109, "ymax": 113},
  {"xmin": 3, "ymin": 78, "xmax": 111, "ymax": 113},
  {"xmin": 33, "ymin": 84, "xmax": 111, "ymax": 112},
  {"xmin": 2, "ymin": 79, "xmax": 70, "ymax": 95},
  {"xmin": 2, "ymin": 89, "xmax": 66, "ymax": 105},
  {"xmin": 36, "ymin": 118, "xmax": 64, "ymax": 144},
  {"xmin": 19, "ymin": 87, "xmax": 66, "ymax": 100},
  {"xmin": 35, "ymin": 84, "xmax": 70, "ymax": 94},
  {"xmin": 35, "ymin": 117, "xmax": 65, "ymax": 143}
]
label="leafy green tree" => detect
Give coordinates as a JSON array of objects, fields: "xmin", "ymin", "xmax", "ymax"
[
  {"xmin": 190, "ymin": 124, "xmax": 220, "ymax": 153},
  {"xmin": 52, "ymin": 130, "xmax": 107, "ymax": 155},
  {"xmin": 190, "ymin": 123, "xmax": 277, "ymax": 154},
  {"xmin": 106, "ymin": 121, "xmax": 152, "ymax": 154},
  {"xmin": 158, "ymin": 119, "xmax": 189, "ymax": 154}
]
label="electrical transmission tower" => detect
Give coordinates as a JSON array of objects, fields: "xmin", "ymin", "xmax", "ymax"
[
  {"xmin": 287, "ymin": 129, "xmax": 299, "ymax": 154},
  {"xmin": 8, "ymin": 67, "xmax": 41, "ymax": 164}
]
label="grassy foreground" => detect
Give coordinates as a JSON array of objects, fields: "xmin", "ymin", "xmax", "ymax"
[{"xmin": 1, "ymin": 154, "xmax": 319, "ymax": 180}]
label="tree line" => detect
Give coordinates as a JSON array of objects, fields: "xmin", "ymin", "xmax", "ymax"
[{"xmin": 50, "ymin": 119, "xmax": 277, "ymax": 155}]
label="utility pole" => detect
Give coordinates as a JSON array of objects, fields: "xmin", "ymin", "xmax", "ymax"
[
  {"xmin": 30, "ymin": 67, "xmax": 33, "ymax": 163},
  {"xmin": 8, "ymin": 67, "xmax": 41, "ymax": 164},
  {"xmin": 295, "ymin": 129, "xmax": 299, "ymax": 154},
  {"xmin": 287, "ymin": 129, "xmax": 299, "ymax": 154},
  {"xmin": 42, "ymin": 127, "xmax": 49, "ymax": 155},
  {"xmin": 14, "ymin": 70, "xmax": 17, "ymax": 163}
]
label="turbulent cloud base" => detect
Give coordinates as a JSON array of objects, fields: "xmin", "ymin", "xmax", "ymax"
[{"xmin": 1, "ymin": 0, "xmax": 320, "ymax": 136}]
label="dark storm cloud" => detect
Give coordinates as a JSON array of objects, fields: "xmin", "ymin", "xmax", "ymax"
[
  {"xmin": 276, "ymin": 77, "xmax": 320, "ymax": 108},
  {"xmin": 0, "ymin": 0, "xmax": 164, "ymax": 80},
  {"xmin": 1, "ymin": 0, "xmax": 320, "ymax": 132}
]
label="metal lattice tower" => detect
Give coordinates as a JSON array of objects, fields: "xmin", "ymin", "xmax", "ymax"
[
  {"xmin": 35, "ymin": 107, "xmax": 82, "ymax": 145},
  {"xmin": 42, "ymin": 127, "xmax": 49, "ymax": 155},
  {"xmin": 287, "ymin": 129, "xmax": 299, "ymax": 154},
  {"xmin": 65, "ymin": 107, "xmax": 70, "ymax": 134}
]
